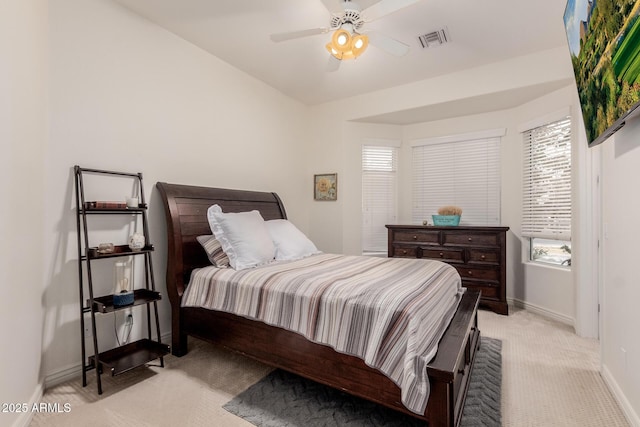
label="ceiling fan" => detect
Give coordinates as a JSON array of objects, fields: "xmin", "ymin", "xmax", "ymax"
[{"xmin": 270, "ymin": 0, "xmax": 420, "ymax": 71}]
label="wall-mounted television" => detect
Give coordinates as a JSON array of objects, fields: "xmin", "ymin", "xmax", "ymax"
[{"xmin": 564, "ymin": 0, "xmax": 640, "ymax": 147}]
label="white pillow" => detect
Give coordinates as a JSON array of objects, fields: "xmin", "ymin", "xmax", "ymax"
[
  {"xmin": 265, "ymin": 219, "xmax": 320, "ymax": 261},
  {"xmin": 207, "ymin": 205, "xmax": 275, "ymax": 270}
]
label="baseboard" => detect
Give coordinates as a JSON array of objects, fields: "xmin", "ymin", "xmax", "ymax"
[
  {"xmin": 44, "ymin": 362, "xmax": 82, "ymax": 389},
  {"xmin": 509, "ymin": 297, "xmax": 575, "ymax": 328},
  {"xmin": 602, "ymin": 365, "xmax": 640, "ymax": 426},
  {"xmin": 11, "ymin": 382, "xmax": 43, "ymax": 427}
]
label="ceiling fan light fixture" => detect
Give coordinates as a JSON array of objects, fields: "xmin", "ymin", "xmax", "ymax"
[
  {"xmin": 326, "ymin": 43, "xmax": 344, "ymax": 59},
  {"xmin": 271, "ymin": 0, "xmax": 419, "ymax": 68},
  {"xmin": 351, "ymin": 34, "xmax": 368, "ymax": 57},
  {"xmin": 330, "ymin": 28, "xmax": 352, "ymax": 52},
  {"xmin": 326, "ymin": 28, "xmax": 368, "ymax": 61}
]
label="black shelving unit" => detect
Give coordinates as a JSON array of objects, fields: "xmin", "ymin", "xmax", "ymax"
[{"xmin": 74, "ymin": 165, "xmax": 169, "ymax": 394}]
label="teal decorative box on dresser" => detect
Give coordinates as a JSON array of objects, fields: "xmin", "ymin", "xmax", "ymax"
[
  {"xmin": 432, "ymin": 215, "xmax": 461, "ymax": 226},
  {"xmin": 386, "ymin": 224, "xmax": 509, "ymax": 315}
]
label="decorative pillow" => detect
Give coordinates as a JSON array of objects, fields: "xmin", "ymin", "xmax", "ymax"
[
  {"xmin": 265, "ymin": 219, "xmax": 321, "ymax": 261},
  {"xmin": 196, "ymin": 235, "xmax": 230, "ymax": 268},
  {"xmin": 207, "ymin": 204, "xmax": 275, "ymax": 270}
]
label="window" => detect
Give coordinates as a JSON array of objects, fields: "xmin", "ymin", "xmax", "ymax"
[
  {"xmin": 522, "ymin": 116, "xmax": 571, "ymax": 267},
  {"xmin": 411, "ymin": 130, "xmax": 503, "ymax": 226},
  {"xmin": 362, "ymin": 143, "xmax": 398, "ymax": 254}
]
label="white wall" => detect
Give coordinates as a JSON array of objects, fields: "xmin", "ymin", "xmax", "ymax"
[
  {"xmin": 42, "ymin": 0, "xmax": 310, "ymax": 385},
  {"xmin": 305, "ymin": 112, "xmax": 346, "ymax": 253},
  {"xmin": 600, "ymin": 118, "xmax": 640, "ymax": 425},
  {"xmin": 0, "ymin": 1, "xmax": 47, "ymax": 426}
]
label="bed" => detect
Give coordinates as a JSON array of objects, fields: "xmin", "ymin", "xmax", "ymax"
[{"xmin": 157, "ymin": 182, "xmax": 481, "ymax": 427}]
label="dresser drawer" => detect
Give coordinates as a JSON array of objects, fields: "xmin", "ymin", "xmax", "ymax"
[
  {"xmin": 391, "ymin": 246, "xmax": 419, "ymax": 258},
  {"xmin": 443, "ymin": 232, "xmax": 499, "ymax": 247},
  {"xmin": 392, "ymin": 230, "xmax": 440, "ymax": 245},
  {"xmin": 421, "ymin": 248, "xmax": 464, "ymax": 263},
  {"xmin": 467, "ymin": 248, "xmax": 500, "ymax": 265},
  {"xmin": 455, "ymin": 266, "xmax": 499, "ymax": 281},
  {"xmin": 391, "ymin": 245, "xmax": 464, "ymax": 263}
]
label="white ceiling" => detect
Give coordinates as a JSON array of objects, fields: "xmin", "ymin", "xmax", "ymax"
[{"xmin": 114, "ymin": 0, "xmax": 571, "ymax": 123}]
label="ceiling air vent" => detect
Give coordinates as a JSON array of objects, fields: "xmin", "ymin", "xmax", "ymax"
[{"xmin": 418, "ymin": 28, "xmax": 449, "ymax": 48}]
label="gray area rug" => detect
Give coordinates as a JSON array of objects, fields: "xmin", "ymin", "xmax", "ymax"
[{"xmin": 223, "ymin": 337, "xmax": 502, "ymax": 426}]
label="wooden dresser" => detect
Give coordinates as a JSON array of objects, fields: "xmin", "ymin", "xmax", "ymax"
[{"xmin": 386, "ymin": 225, "xmax": 509, "ymax": 315}]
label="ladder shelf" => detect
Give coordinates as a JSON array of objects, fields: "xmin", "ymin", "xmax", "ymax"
[{"xmin": 74, "ymin": 165, "xmax": 169, "ymax": 394}]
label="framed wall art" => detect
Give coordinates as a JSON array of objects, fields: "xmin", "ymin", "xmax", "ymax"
[{"xmin": 314, "ymin": 173, "xmax": 337, "ymax": 201}]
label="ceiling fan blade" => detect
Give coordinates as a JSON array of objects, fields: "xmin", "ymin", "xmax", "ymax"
[
  {"xmin": 270, "ymin": 28, "xmax": 330, "ymax": 42},
  {"xmin": 362, "ymin": 0, "xmax": 421, "ymax": 21},
  {"xmin": 326, "ymin": 55, "xmax": 341, "ymax": 72},
  {"xmin": 367, "ymin": 31, "xmax": 410, "ymax": 56},
  {"xmin": 320, "ymin": 0, "xmax": 344, "ymax": 13}
]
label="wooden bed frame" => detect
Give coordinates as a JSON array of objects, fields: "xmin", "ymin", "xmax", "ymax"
[{"xmin": 156, "ymin": 182, "xmax": 481, "ymax": 427}]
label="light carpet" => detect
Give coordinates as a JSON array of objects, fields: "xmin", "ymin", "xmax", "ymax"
[
  {"xmin": 30, "ymin": 308, "xmax": 630, "ymax": 427},
  {"xmin": 223, "ymin": 337, "xmax": 501, "ymax": 427}
]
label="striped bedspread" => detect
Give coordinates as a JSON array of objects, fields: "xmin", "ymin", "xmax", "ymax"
[{"xmin": 182, "ymin": 253, "xmax": 464, "ymax": 414}]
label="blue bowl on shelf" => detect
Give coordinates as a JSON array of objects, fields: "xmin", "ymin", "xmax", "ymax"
[{"xmin": 113, "ymin": 291, "xmax": 134, "ymax": 306}]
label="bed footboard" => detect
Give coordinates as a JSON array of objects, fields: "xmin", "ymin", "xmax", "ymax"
[{"xmin": 181, "ymin": 289, "xmax": 481, "ymax": 426}]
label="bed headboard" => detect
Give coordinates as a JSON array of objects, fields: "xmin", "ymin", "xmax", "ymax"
[{"xmin": 156, "ymin": 182, "xmax": 287, "ymax": 307}]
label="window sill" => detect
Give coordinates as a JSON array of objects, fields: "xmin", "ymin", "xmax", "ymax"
[{"xmin": 524, "ymin": 261, "xmax": 571, "ymax": 272}]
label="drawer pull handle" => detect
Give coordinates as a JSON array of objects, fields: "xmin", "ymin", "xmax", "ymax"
[
  {"xmin": 413, "ymin": 235, "xmax": 417, "ymax": 240},
  {"xmin": 468, "ymin": 237, "xmax": 472, "ymax": 242},
  {"xmin": 480, "ymin": 255, "xmax": 486, "ymax": 260},
  {"xmin": 402, "ymin": 250, "xmax": 407, "ymax": 255},
  {"xmin": 468, "ymin": 271, "xmax": 473, "ymax": 276},
  {"xmin": 439, "ymin": 252, "xmax": 444, "ymax": 257}
]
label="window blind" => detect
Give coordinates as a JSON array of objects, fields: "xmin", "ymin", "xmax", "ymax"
[
  {"xmin": 522, "ymin": 117, "xmax": 572, "ymax": 239},
  {"xmin": 362, "ymin": 145, "xmax": 398, "ymax": 253},
  {"xmin": 412, "ymin": 136, "xmax": 501, "ymax": 225}
]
